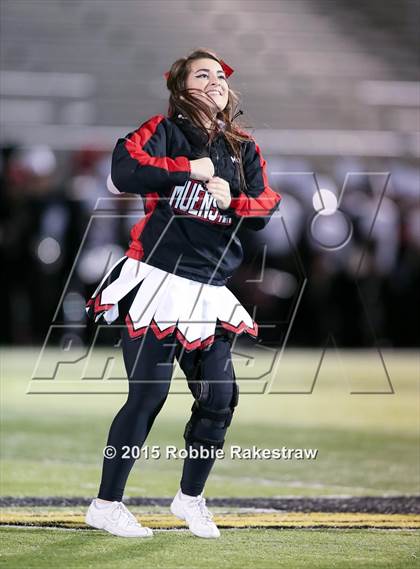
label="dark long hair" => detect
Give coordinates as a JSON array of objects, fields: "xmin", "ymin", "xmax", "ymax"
[{"xmin": 165, "ymin": 48, "xmax": 252, "ymax": 193}]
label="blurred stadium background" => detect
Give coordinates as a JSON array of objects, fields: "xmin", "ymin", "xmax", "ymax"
[
  {"xmin": 1, "ymin": 0, "xmax": 419, "ymax": 348},
  {"xmin": 0, "ymin": 1, "xmax": 419, "ymax": 567}
]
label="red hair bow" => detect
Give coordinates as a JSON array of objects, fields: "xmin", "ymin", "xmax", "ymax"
[{"xmin": 164, "ymin": 59, "xmax": 234, "ymax": 81}]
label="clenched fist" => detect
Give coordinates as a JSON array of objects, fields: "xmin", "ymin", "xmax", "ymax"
[
  {"xmin": 189, "ymin": 157, "xmax": 214, "ymax": 182},
  {"xmin": 205, "ymin": 177, "xmax": 232, "ymax": 210}
]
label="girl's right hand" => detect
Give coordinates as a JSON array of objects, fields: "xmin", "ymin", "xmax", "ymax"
[{"xmin": 189, "ymin": 157, "xmax": 214, "ymax": 182}]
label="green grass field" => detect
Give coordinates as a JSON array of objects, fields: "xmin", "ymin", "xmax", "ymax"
[
  {"xmin": 1, "ymin": 348, "xmax": 419, "ymax": 568},
  {"xmin": 1, "ymin": 528, "xmax": 419, "ymax": 569}
]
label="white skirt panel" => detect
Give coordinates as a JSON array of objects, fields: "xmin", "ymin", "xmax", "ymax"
[{"xmin": 86, "ymin": 256, "xmax": 258, "ymax": 351}]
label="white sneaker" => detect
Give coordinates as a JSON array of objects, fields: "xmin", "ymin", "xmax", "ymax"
[
  {"xmin": 85, "ymin": 499, "xmax": 153, "ymax": 538},
  {"xmin": 170, "ymin": 489, "xmax": 220, "ymax": 538}
]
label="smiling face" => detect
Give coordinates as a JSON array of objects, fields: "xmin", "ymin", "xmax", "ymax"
[{"xmin": 184, "ymin": 57, "xmax": 229, "ymax": 113}]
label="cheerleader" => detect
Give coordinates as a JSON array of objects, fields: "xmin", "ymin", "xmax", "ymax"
[{"xmin": 85, "ymin": 48, "xmax": 281, "ymax": 539}]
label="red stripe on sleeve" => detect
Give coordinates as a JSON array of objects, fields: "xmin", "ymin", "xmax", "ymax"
[
  {"xmin": 230, "ymin": 142, "xmax": 281, "ymax": 217},
  {"xmin": 124, "ymin": 115, "xmax": 190, "ymax": 174}
]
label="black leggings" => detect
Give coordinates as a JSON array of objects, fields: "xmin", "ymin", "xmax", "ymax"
[{"xmin": 97, "ymin": 326, "xmax": 235, "ymax": 501}]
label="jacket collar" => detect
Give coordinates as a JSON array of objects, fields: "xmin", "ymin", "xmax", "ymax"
[{"xmin": 172, "ymin": 113, "xmax": 225, "ymax": 151}]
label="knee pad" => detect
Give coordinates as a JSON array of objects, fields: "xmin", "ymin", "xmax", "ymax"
[{"xmin": 183, "ymin": 382, "xmax": 239, "ymax": 449}]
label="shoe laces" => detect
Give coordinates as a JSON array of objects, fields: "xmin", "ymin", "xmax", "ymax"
[
  {"xmin": 111, "ymin": 502, "xmax": 140, "ymax": 526},
  {"xmin": 187, "ymin": 495, "xmax": 214, "ymax": 522}
]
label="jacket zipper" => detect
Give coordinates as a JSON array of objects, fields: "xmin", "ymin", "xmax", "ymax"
[{"xmin": 209, "ymin": 139, "xmax": 219, "ymax": 176}]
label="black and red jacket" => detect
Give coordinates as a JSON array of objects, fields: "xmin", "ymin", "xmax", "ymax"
[{"xmin": 111, "ymin": 113, "xmax": 281, "ymax": 286}]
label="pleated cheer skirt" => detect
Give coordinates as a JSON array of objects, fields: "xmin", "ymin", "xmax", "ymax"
[{"xmin": 85, "ymin": 256, "xmax": 258, "ymax": 351}]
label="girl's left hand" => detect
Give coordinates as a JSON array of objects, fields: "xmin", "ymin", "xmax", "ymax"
[{"xmin": 205, "ymin": 177, "xmax": 232, "ymax": 210}]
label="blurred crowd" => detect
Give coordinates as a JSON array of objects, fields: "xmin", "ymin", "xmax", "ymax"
[{"xmin": 1, "ymin": 144, "xmax": 419, "ymax": 348}]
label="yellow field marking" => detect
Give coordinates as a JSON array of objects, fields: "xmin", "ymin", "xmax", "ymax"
[{"xmin": 1, "ymin": 511, "xmax": 419, "ymax": 529}]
